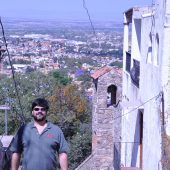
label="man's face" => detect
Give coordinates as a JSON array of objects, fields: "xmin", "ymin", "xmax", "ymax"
[{"xmin": 32, "ymin": 106, "xmax": 47, "ymax": 122}]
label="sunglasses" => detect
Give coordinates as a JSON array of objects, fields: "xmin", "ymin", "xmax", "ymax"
[{"xmin": 33, "ymin": 107, "xmax": 46, "ymax": 112}]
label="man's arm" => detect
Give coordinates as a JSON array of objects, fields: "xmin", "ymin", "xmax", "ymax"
[
  {"xmin": 59, "ymin": 153, "xmax": 68, "ymax": 170},
  {"xmin": 11, "ymin": 152, "xmax": 21, "ymax": 170}
]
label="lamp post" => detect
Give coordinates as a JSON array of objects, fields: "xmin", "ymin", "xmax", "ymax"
[
  {"xmin": 0, "ymin": 105, "xmax": 10, "ymax": 135},
  {"xmin": 0, "ymin": 46, "xmax": 6, "ymax": 73}
]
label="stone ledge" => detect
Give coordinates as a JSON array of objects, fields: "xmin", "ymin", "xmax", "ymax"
[{"xmin": 75, "ymin": 152, "xmax": 95, "ymax": 170}]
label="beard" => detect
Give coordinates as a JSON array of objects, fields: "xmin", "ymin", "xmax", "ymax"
[{"xmin": 32, "ymin": 113, "xmax": 46, "ymax": 122}]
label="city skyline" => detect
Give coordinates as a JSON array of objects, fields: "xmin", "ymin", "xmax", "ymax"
[{"xmin": 0, "ymin": 0, "xmax": 153, "ymax": 22}]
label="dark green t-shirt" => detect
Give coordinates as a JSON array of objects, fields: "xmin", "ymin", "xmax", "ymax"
[{"xmin": 10, "ymin": 122, "xmax": 69, "ymax": 170}]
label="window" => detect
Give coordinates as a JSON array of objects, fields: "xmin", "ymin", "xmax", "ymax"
[
  {"xmin": 147, "ymin": 33, "xmax": 152, "ymax": 64},
  {"xmin": 126, "ymin": 51, "xmax": 131, "ymax": 73},
  {"xmin": 130, "ymin": 59, "xmax": 140, "ymax": 87},
  {"xmin": 107, "ymin": 85, "xmax": 117, "ymax": 107},
  {"xmin": 154, "ymin": 33, "xmax": 159, "ymax": 66}
]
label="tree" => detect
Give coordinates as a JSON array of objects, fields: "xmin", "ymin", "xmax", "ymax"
[
  {"xmin": 77, "ymin": 71, "xmax": 92, "ymax": 89},
  {"xmin": 48, "ymin": 83, "xmax": 89, "ymax": 137},
  {"xmin": 68, "ymin": 130, "xmax": 92, "ymax": 170},
  {"xmin": 52, "ymin": 70, "xmax": 71, "ymax": 86},
  {"xmin": 0, "ymin": 70, "xmax": 92, "ymax": 169},
  {"xmin": 0, "ymin": 71, "xmax": 55, "ymax": 133},
  {"xmin": 109, "ymin": 61, "xmax": 123, "ymax": 68}
]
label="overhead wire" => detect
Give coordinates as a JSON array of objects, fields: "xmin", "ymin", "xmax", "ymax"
[
  {"xmin": 82, "ymin": 0, "xmax": 100, "ymax": 48},
  {"xmin": 112, "ymin": 79, "xmax": 170, "ymax": 137},
  {"xmin": 112, "ymin": 91, "xmax": 163, "ymax": 140},
  {"xmin": 0, "ymin": 17, "xmax": 25, "ymax": 124},
  {"xmin": 113, "ymin": 0, "xmax": 165, "ymax": 121},
  {"xmin": 81, "ymin": 0, "xmax": 168, "ymax": 147},
  {"xmin": 114, "ymin": 91, "xmax": 162, "ymax": 120},
  {"xmin": 81, "ymin": 0, "xmax": 165, "ymax": 138},
  {"xmin": 113, "ymin": 78, "xmax": 167, "ymax": 123},
  {"xmin": 113, "ymin": 0, "xmax": 170, "ymax": 137},
  {"xmin": 81, "ymin": 0, "xmax": 169, "ymax": 142},
  {"xmin": 112, "ymin": 91, "xmax": 164, "ymax": 144}
]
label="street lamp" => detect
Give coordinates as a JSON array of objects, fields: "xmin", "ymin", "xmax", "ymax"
[
  {"xmin": 0, "ymin": 45, "xmax": 6, "ymax": 73},
  {"xmin": 0, "ymin": 105, "xmax": 10, "ymax": 135}
]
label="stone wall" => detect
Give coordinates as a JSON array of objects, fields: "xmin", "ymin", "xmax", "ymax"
[
  {"xmin": 113, "ymin": 104, "xmax": 122, "ymax": 170},
  {"xmin": 76, "ymin": 107, "xmax": 115, "ymax": 170},
  {"xmin": 75, "ymin": 67, "xmax": 122, "ymax": 170}
]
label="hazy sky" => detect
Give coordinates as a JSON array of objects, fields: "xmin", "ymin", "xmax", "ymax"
[{"xmin": 0, "ymin": 0, "xmax": 153, "ymax": 21}]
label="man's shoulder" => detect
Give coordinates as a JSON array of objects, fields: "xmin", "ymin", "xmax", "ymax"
[
  {"xmin": 48, "ymin": 122, "xmax": 63, "ymax": 132},
  {"xmin": 26, "ymin": 122, "xmax": 33, "ymax": 126},
  {"xmin": 48, "ymin": 122, "xmax": 60, "ymax": 128},
  {"xmin": 24, "ymin": 122, "xmax": 34, "ymax": 129},
  {"xmin": 17, "ymin": 122, "xmax": 34, "ymax": 132}
]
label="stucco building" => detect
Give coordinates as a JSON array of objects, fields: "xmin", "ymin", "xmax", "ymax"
[
  {"xmin": 121, "ymin": 0, "xmax": 170, "ymax": 169},
  {"xmin": 76, "ymin": 0, "xmax": 170, "ymax": 169}
]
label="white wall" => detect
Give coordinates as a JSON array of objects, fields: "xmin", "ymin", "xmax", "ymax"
[
  {"xmin": 121, "ymin": 3, "xmax": 165, "ymax": 169},
  {"xmin": 121, "ymin": 10, "xmax": 142, "ymax": 167},
  {"xmin": 131, "ymin": 18, "xmax": 141, "ymax": 61},
  {"xmin": 160, "ymin": 0, "xmax": 170, "ymax": 136}
]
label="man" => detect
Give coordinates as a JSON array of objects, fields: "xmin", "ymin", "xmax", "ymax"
[{"xmin": 10, "ymin": 98, "xmax": 69, "ymax": 170}]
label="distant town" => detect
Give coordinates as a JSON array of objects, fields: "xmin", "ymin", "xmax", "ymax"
[
  {"xmin": 0, "ymin": 19, "xmax": 123, "ymax": 77},
  {"xmin": 0, "ymin": 18, "xmax": 123, "ymax": 170}
]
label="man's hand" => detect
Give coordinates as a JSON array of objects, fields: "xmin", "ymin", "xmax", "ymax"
[{"xmin": 59, "ymin": 152, "xmax": 68, "ymax": 170}]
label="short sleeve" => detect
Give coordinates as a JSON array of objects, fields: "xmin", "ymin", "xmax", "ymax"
[
  {"xmin": 10, "ymin": 125, "xmax": 25, "ymax": 153},
  {"xmin": 58, "ymin": 129, "xmax": 69, "ymax": 154}
]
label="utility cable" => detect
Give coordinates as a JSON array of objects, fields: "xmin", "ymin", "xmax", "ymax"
[
  {"xmin": 112, "ymin": 79, "xmax": 170, "ymax": 137},
  {"xmin": 113, "ymin": 141, "xmax": 140, "ymax": 143},
  {"xmin": 82, "ymin": 0, "xmax": 100, "ymax": 48},
  {"xmin": 0, "ymin": 17, "xmax": 25, "ymax": 124},
  {"xmin": 114, "ymin": 91, "xmax": 162, "ymax": 120},
  {"xmin": 112, "ymin": 92, "xmax": 163, "ymax": 142}
]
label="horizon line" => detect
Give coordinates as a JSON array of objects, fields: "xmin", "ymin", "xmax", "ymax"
[{"xmin": 1, "ymin": 16, "xmax": 123, "ymax": 23}]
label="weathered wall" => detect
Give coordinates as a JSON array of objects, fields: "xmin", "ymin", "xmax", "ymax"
[
  {"xmin": 75, "ymin": 68, "xmax": 122, "ymax": 170},
  {"xmin": 161, "ymin": 0, "xmax": 170, "ymax": 136},
  {"xmin": 121, "ymin": 5, "xmax": 164, "ymax": 170},
  {"xmin": 140, "ymin": 12, "xmax": 162, "ymax": 170}
]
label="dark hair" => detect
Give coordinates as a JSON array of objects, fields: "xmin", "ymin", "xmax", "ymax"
[{"xmin": 32, "ymin": 98, "xmax": 49, "ymax": 111}]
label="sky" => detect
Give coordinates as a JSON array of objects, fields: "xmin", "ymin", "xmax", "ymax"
[{"xmin": 0, "ymin": 0, "xmax": 153, "ymax": 22}]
